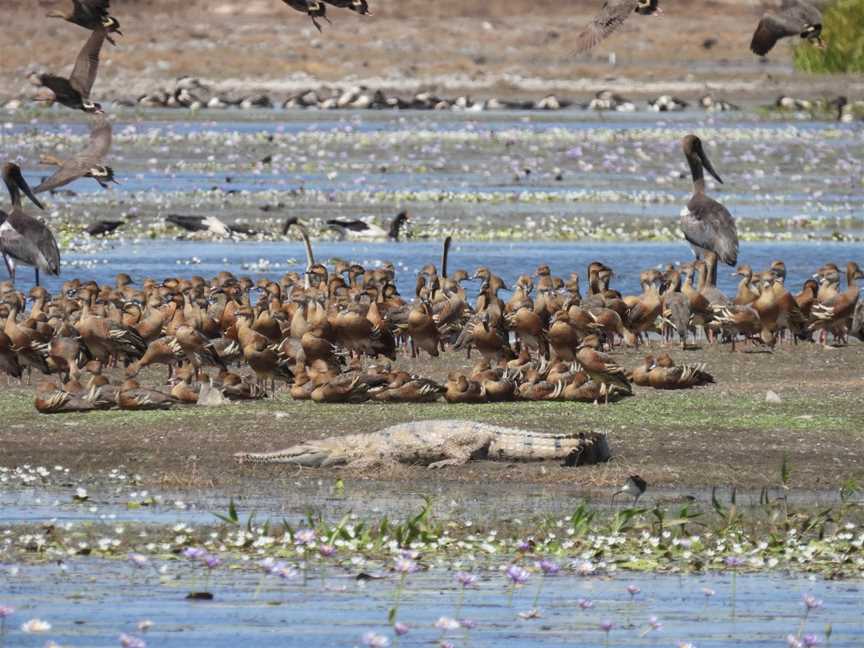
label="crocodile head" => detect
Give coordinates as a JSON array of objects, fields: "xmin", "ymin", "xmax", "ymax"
[{"xmin": 234, "ymin": 443, "xmax": 346, "ymax": 467}]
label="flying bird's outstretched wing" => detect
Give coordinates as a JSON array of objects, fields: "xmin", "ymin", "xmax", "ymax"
[
  {"xmin": 750, "ymin": 13, "xmax": 804, "ymax": 55},
  {"xmin": 69, "ymin": 27, "xmax": 106, "ymax": 97},
  {"xmin": 573, "ymin": 0, "xmax": 640, "ymax": 53},
  {"xmin": 35, "ymin": 114, "xmax": 113, "ymax": 194}
]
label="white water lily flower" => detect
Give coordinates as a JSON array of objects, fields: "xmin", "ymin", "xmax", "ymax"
[{"xmin": 21, "ymin": 618, "xmax": 51, "ymax": 633}]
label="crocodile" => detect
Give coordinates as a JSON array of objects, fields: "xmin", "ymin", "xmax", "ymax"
[{"xmin": 234, "ymin": 420, "xmax": 611, "ymax": 470}]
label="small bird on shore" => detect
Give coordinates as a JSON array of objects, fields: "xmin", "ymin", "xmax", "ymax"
[{"xmin": 612, "ymin": 474, "xmax": 648, "ymax": 504}]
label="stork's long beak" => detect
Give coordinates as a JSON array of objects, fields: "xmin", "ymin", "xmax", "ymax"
[
  {"xmin": 15, "ymin": 168, "xmax": 44, "ymax": 210},
  {"xmin": 698, "ymin": 148, "xmax": 723, "ymax": 185}
]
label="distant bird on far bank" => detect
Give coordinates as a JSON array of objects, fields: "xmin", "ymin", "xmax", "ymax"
[
  {"xmin": 573, "ymin": 0, "xmax": 662, "ymax": 54},
  {"xmin": 34, "ymin": 112, "xmax": 116, "ymax": 194},
  {"xmin": 86, "ymin": 220, "xmax": 125, "ymax": 236},
  {"xmin": 165, "ymin": 214, "xmax": 231, "ymax": 237},
  {"xmin": 327, "ymin": 211, "xmax": 410, "ymax": 241},
  {"xmin": 750, "ymin": 0, "xmax": 824, "ymax": 57},
  {"xmin": 46, "ymin": 0, "xmax": 123, "ymax": 45}
]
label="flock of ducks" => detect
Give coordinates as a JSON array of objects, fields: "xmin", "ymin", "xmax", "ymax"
[
  {"xmin": 2, "ymin": 246, "xmax": 861, "ymax": 414},
  {"xmin": 0, "ymin": 1, "xmax": 857, "ymax": 417}
]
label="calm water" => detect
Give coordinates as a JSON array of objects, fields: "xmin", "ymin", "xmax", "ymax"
[
  {"xmin": 25, "ymin": 238, "xmax": 863, "ymax": 299},
  {"xmin": 1, "ymin": 561, "xmax": 861, "ymax": 647}
]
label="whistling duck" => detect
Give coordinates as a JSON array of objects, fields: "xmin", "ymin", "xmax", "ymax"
[
  {"xmin": 77, "ymin": 292, "xmax": 147, "ymax": 363},
  {"xmin": 731, "ymin": 265, "xmax": 758, "ymax": 305},
  {"xmin": 46, "ymin": 0, "xmax": 122, "ymax": 44},
  {"xmin": 573, "ymin": 0, "xmax": 661, "ymax": 53},
  {"xmin": 327, "ymin": 211, "xmax": 409, "ymax": 241},
  {"xmin": 445, "ymin": 373, "xmax": 486, "ymax": 404},
  {"xmin": 3, "ymin": 299, "xmax": 50, "ymax": 379},
  {"xmin": 170, "ymin": 367, "xmax": 201, "ymax": 404},
  {"xmin": 810, "ymin": 262, "xmax": 863, "ymax": 342},
  {"xmin": 1, "ymin": 164, "xmax": 60, "ymax": 287},
  {"xmin": 406, "ymin": 300, "xmax": 440, "ymax": 358},
  {"xmin": 680, "ymin": 135, "xmax": 738, "ymax": 269},
  {"xmin": 560, "ymin": 376, "xmax": 603, "ymax": 403},
  {"xmin": 647, "ymin": 352, "xmax": 715, "ymax": 389},
  {"xmin": 218, "ymin": 371, "xmax": 265, "ymax": 400},
  {"xmin": 466, "ymin": 308, "xmax": 514, "ymax": 363},
  {"xmin": 576, "ymin": 334, "xmax": 632, "ymax": 404},
  {"xmin": 175, "ymin": 325, "xmax": 228, "ymax": 373},
  {"xmin": 311, "ymin": 375, "xmax": 370, "ymax": 403},
  {"xmin": 0, "ymin": 324, "xmax": 22, "ymax": 381},
  {"xmin": 795, "ymin": 278, "xmax": 819, "ymax": 320},
  {"xmin": 505, "ymin": 306, "xmax": 548, "ymax": 357},
  {"xmin": 126, "ymin": 336, "xmax": 184, "ymax": 378},
  {"xmin": 370, "ymin": 377, "xmax": 444, "ymax": 403},
  {"xmin": 629, "ymin": 355, "xmax": 654, "ymax": 387},
  {"xmin": 547, "ymin": 310, "xmax": 581, "ymax": 362},
  {"xmin": 32, "ymin": 28, "xmax": 106, "ymax": 113},
  {"xmin": 623, "ymin": 270, "xmax": 662, "ymax": 347},
  {"xmin": 35, "ymin": 381, "xmax": 102, "ymax": 414},
  {"xmin": 117, "ymin": 379, "xmax": 177, "ymax": 410},
  {"xmin": 35, "ymin": 113, "xmax": 115, "ymax": 194},
  {"xmin": 660, "ymin": 268, "xmax": 691, "ymax": 349},
  {"xmin": 750, "ymin": 0, "xmax": 824, "ymax": 57}
]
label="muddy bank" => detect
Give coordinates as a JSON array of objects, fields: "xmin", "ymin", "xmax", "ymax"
[{"xmin": 4, "ymin": 1, "xmax": 862, "ymax": 104}]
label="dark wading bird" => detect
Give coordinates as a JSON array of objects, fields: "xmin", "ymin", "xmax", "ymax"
[
  {"xmin": 34, "ymin": 112, "xmax": 116, "ymax": 194},
  {"xmin": 750, "ymin": 0, "xmax": 824, "ymax": 57},
  {"xmin": 281, "ymin": 0, "xmax": 330, "ymax": 31},
  {"xmin": 0, "ymin": 164, "xmax": 61, "ymax": 287},
  {"xmin": 679, "ymin": 135, "xmax": 738, "ymax": 281},
  {"xmin": 573, "ymin": 0, "xmax": 662, "ymax": 53},
  {"xmin": 32, "ymin": 28, "xmax": 106, "ymax": 113},
  {"xmin": 327, "ymin": 211, "xmax": 410, "ymax": 241},
  {"xmin": 46, "ymin": 0, "xmax": 122, "ymax": 45}
]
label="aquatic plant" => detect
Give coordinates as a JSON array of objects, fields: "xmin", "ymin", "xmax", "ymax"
[
  {"xmin": 20, "ymin": 619, "xmax": 51, "ymax": 633},
  {"xmin": 0, "ymin": 606, "xmax": 13, "ymax": 647},
  {"xmin": 600, "ymin": 620, "xmax": 613, "ymax": 647},
  {"xmin": 119, "ymin": 633, "xmax": 147, "ymax": 648},
  {"xmin": 388, "ymin": 557, "xmax": 417, "ymax": 629},
  {"xmin": 504, "ymin": 564, "xmax": 530, "ymax": 607}
]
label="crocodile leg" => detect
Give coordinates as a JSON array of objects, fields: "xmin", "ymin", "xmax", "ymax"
[{"xmin": 428, "ymin": 432, "xmax": 494, "ymax": 469}]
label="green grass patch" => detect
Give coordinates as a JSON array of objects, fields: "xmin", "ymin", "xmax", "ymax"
[{"xmin": 794, "ymin": 0, "xmax": 864, "ymax": 73}]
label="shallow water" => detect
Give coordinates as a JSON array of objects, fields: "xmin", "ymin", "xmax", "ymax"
[
  {"xmin": 25, "ymin": 238, "xmax": 864, "ymax": 299},
  {"xmin": 1, "ymin": 108, "xmax": 861, "ymax": 243},
  {"xmin": 1, "ymin": 559, "xmax": 861, "ymax": 647}
]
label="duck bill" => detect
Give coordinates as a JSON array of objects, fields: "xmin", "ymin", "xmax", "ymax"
[{"xmin": 14, "ymin": 168, "xmax": 44, "ymax": 210}]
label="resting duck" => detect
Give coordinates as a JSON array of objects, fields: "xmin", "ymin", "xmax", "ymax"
[
  {"xmin": 575, "ymin": 334, "xmax": 631, "ymax": 404},
  {"xmin": 444, "ymin": 373, "xmax": 486, "ymax": 404}
]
